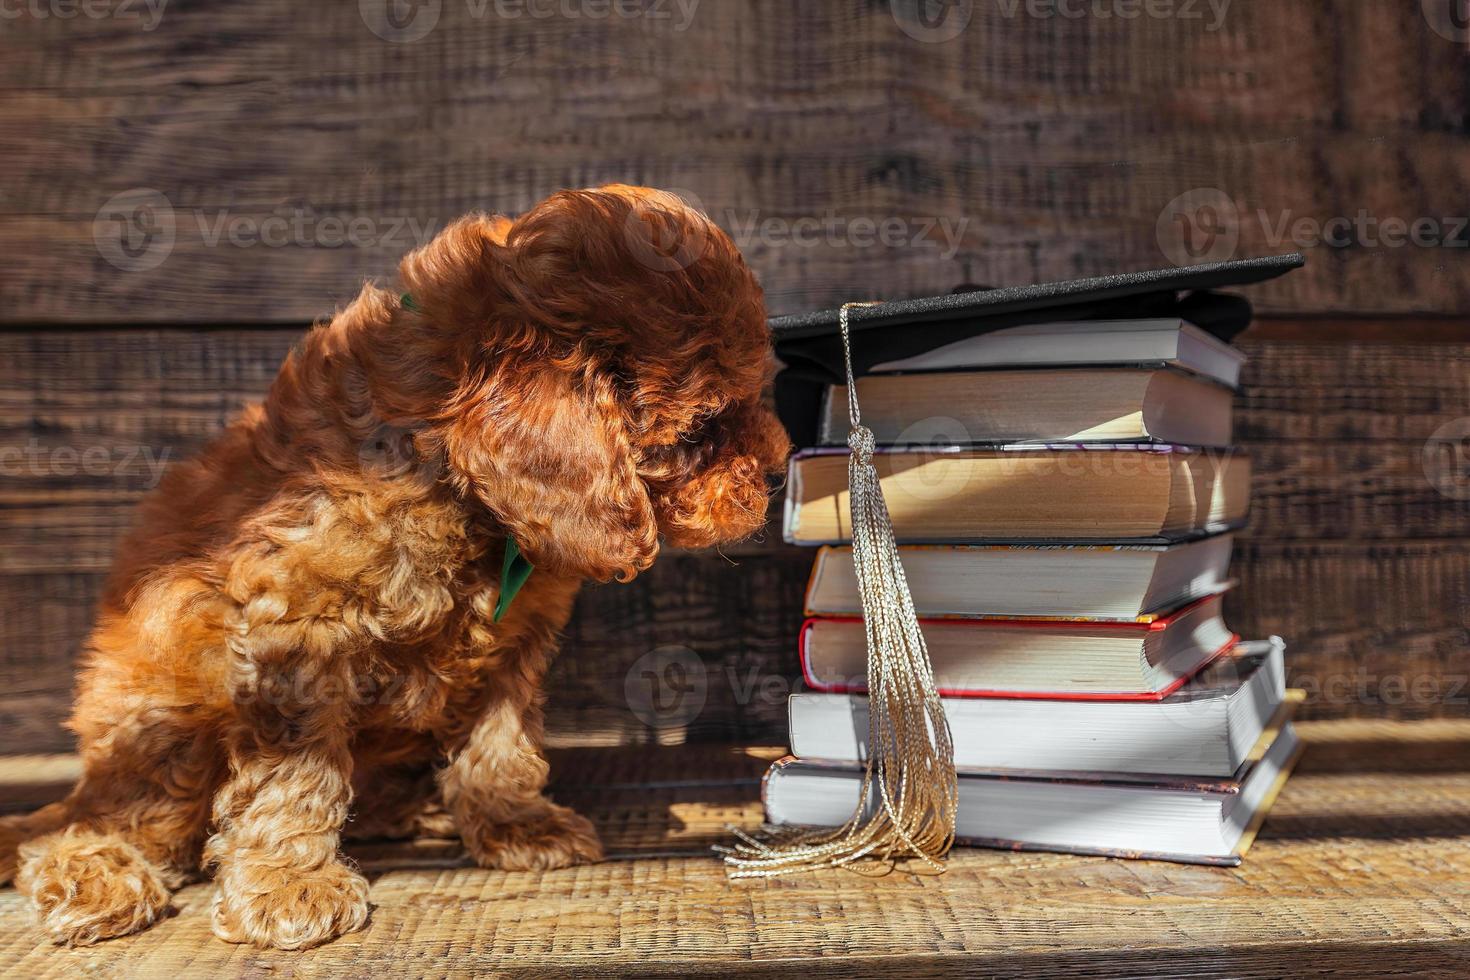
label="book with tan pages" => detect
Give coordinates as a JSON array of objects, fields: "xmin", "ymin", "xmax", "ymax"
[{"xmin": 783, "ymin": 444, "xmax": 1250, "ymax": 545}]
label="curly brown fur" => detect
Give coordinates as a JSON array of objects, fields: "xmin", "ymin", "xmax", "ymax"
[{"xmin": 0, "ymin": 185, "xmax": 790, "ymax": 949}]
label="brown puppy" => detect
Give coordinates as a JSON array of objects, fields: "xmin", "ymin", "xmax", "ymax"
[{"xmin": 0, "ymin": 186, "xmax": 790, "ymax": 949}]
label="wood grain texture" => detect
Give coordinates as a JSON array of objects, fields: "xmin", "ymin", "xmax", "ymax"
[
  {"xmin": 4, "ymin": 328, "xmax": 1470, "ymax": 751},
  {"xmin": 1, "ymin": 0, "xmax": 1468, "ymax": 323},
  {"xmin": 4, "ymin": 331, "xmax": 1467, "ymax": 572},
  {"xmin": 0, "ymin": 724, "xmax": 1468, "ymax": 976}
]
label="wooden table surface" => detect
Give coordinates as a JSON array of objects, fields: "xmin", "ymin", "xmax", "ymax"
[{"xmin": 2, "ymin": 719, "xmax": 1469, "ymax": 978}]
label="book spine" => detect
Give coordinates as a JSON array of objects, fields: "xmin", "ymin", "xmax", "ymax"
[
  {"xmin": 952, "ymin": 836, "xmax": 1243, "ymax": 867},
  {"xmin": 802, "ymin": 594, "xmax": 1218, "ymax": 635},
  {"xmin": 801, "ymin": 548, "xmax": 829, "ymax": 617},
  {"xmin": 798, "ymin": 624, "xmax": 1239, "ymax": 701},
  {"xmin": 780, "ymin": 455, "xmax": 802, "ymax": 545},
  {"xmin": 816, "ymin": 383, "xmax": 835, "ymax": 446}
]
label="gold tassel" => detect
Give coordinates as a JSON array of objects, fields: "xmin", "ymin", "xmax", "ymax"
[{"xmin": 720, "ymin": 302, "xmax": 958, "ymax": 878}]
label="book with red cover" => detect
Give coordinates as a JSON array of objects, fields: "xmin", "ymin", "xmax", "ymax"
[{"xmin": 798, "ymin": 593, "xmax": 1236, "ymax": 700}]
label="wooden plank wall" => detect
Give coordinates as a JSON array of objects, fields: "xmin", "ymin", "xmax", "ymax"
[{"xmin": 2, "ymin": 1, "xmax": 1469, "ymax": 751}]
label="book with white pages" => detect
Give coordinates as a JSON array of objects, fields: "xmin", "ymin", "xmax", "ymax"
[
  {"xmin": 805, "ymin": 536, "xmax": 1234, "ymax": 621},
  {"xmin": 816, "ymin": 367, "xmax": 1234, "ymax": 448},
  {"xmin": 868, "ymin": 318, "xmax": 1246, "ymax": 388},
  {"xmin": 765, "ymin": 708, "xmax": 1303, "ymax": 866},
  {"xmin": 788, "ymin": 638, "xmax": 1287, "ymax": 777}
]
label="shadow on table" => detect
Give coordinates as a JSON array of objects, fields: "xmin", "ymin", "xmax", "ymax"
[{"xmin": 1293, "ymin": 734, "xmax": 1470, "ymax": 775}]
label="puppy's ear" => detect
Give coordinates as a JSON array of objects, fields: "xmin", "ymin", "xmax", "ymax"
[{"xmin": 437, "ymin": 365, "xmax": 658, "ymax": 583}]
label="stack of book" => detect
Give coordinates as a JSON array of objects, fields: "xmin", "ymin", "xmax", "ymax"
[{"xmin": 768, "ymin": 315, "xmax": 1305, "ymax": 865}]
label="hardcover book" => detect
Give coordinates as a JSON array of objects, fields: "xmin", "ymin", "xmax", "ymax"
[
  {"xmin": 763, "ymin": 711, "xmax": 1304, "ymax": 866},
  {"xmin": 862, "ymin": 318, "xmax": 1246, "ymax": 386},
  {"xmin": 799, "ymin": 593, "xmax": 1236, "ymax": 699},
  {"xmin": 771, "ymin": 253, "xmax": 1304, "ymax": 446},
  {"xmin": 789, "ymin": 638, "xmax": 1287, "ymax": 776},
  {"xmin": 804, "ymin": 536, "xmax": 1234, "ymax": 621},
  {"xmin": 818, "ymin": 367, "xmax": 1234, "ymax": 448},
  {"xmin": 783, "ymin": 445, "xmax": 1250, "ymax": 545}
]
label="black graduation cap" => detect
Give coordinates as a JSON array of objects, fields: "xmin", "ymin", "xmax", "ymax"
[{"xmin": 771, "ymin": 253, "xmax": 1305, "ymax": 445}]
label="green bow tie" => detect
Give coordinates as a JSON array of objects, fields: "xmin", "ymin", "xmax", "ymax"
[{"xmin": 494, "ymin": 533, "xmax": 534, "ymax": 622}]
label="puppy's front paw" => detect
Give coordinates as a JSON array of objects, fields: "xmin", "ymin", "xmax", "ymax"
[
  {"xmin": 463, "ymin": 803, "xmax": 603, "ymax": 872},
  {"xmin": 211, "ymin": 862, "xmax": 370, "ymax": 950},
  {"xmin": 18, "ymin": 830, "xmax": 172, "ymax": 946}
]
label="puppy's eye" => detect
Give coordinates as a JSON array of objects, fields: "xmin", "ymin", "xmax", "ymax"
[
  {"xmin": 679, "ymin": 409, "xmax": 718, "ymax": 445},
  {"xmin": 679, "ymin": 421, "xmax": 708, "ymax": 444}
]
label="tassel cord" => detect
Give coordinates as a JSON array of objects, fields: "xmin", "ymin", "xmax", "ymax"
[{"xmin": 722, "ymin": 301, "xmax": 958, "ymax": 878}]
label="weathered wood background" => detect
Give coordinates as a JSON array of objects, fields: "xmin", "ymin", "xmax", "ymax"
[{"xmin": 3, "ymin": 0, "xmax": 1469, "ymax": 752}]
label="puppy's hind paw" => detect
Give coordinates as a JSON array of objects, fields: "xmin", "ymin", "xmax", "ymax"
[
  {"xmin": 463, "ymin": 803, "xmax": 604, "ymax": 872},
  {"xmin": 211, "ymin": 861, "xmax": 370, "ymax": 950},
  {"xmin": 17, "ymin": 830, "xmax": 172, "ymax": 946},
  {"xmin": 0, "ymin": 816, "xmax": 26, "ymax": 886}
]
